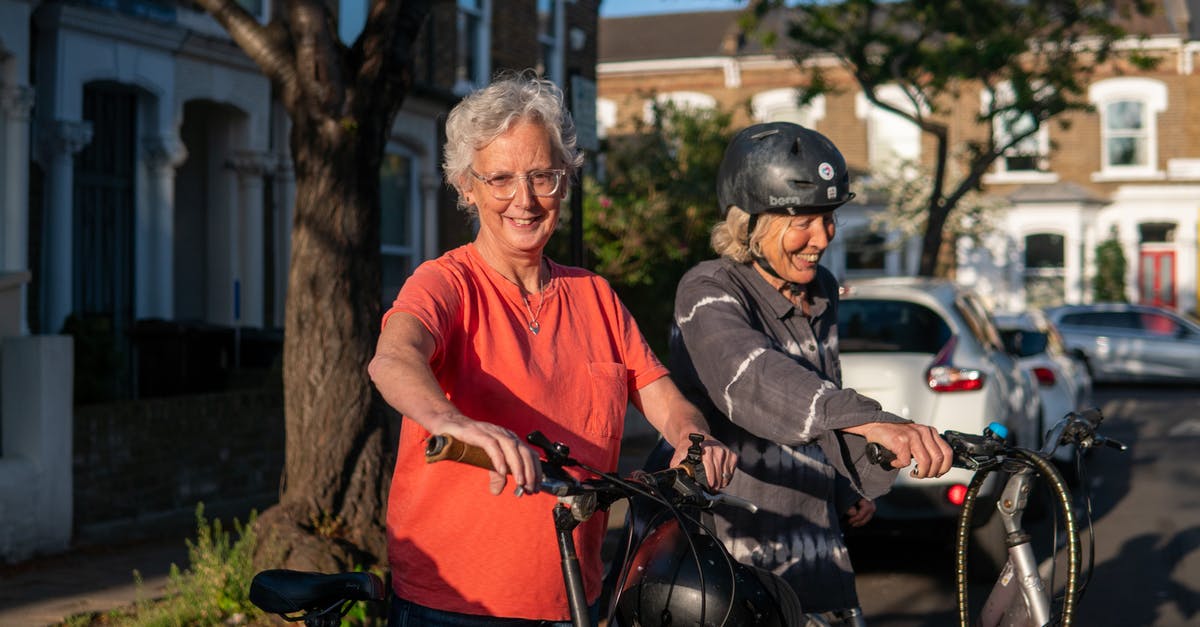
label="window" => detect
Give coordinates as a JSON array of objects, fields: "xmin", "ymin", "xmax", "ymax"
[
  {"xmin": 856, "ymin": 85, "xmax": 922, "ymax": 179},
  {"xmin": 455, "ymin": 0, "xmax": 491, "ymax": 95},
  {"xmin": 1060, "ymin": 312, "xmax": 1137, "ymax": 329},
  {"xmin": 1088, "ymin": 78, "xmax": 1166, "ymax": 179},
  {"xmin": 596, "ymin": 98, "xmax": 616, "ymax": 140},
  {"xmin": 642, "ymin": 91, "xmax": 716, "ymax": 124},
  {"xmin": 982, "ymin": 83, "xmax": 1055, "ymax": 182},
  {"xmin": 537, "ymin": 0, "xmax": 564, "ymax": 83},
  {"xmin": 1024, "ymin": 232, "xmax": 1065, "ymax": 309},
  {"xmin": 1138, "ymin": 312, "xmax": 1180, "ymax": 337},
  {"xmin": 380, "ymin": 148, "xmax": 422, "ymax": 307},
  {"xmin": 750, "ymin": 89, "xmax": 825, "ymax": 127},
  {"xmin": 838, "ymin": 300, "xmax": 951, "ymax": 354},
  {"xmin": 843, "ymin": 229, "xmax": 887, "ymax": 273}
]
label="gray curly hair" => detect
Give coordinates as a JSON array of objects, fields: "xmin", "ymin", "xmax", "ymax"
[{"xmin": 443, "ymin": 70, "xmax": 584, "ymax": 215}]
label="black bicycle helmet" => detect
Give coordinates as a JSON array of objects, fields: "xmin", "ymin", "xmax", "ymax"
[
  {"xmin": 716, "ymin": 121, "xmax": 854, "ymax": 217},
  {"xmin": 612, "ymin": 517, "xmax": 800, "ymax": 626}
]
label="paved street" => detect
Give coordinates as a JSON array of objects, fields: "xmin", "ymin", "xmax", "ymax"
[{"xmin": 852, "ymin": 383, "xmax": 1200, "ymax": 626}]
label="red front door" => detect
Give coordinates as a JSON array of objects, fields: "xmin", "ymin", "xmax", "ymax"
[{"xmin": 1139, "ymin": 248, "xmax": 1176, "ymax": 308}]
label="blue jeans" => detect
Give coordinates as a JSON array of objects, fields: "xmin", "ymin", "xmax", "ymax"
[{"xmin": 388, "ymin": 594, "xmax": 598, "ymax": 627}]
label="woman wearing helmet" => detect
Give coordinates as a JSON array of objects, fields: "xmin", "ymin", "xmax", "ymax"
[{"xmin": 665, "ymin": 122, "xmax": 954, "ymax": 623}]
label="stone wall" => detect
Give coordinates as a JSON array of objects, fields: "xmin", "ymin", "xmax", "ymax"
[{"xmin": 72, "ymin": 383, "xmax": 284, "ymax": 543}]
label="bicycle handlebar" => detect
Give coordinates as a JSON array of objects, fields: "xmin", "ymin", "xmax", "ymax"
[
  {"xmin": 866, "ymin": 407, "xmax": 1127, "ymax": 472},
  {"xmin": 424, "ymin": 431, "xmax": 757, "ymax": 515}
]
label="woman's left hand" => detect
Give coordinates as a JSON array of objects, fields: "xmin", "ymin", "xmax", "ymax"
[
  {"xmin": 844, "ymin": 498, "xmax": 876, "ymax": 527},
  {"xmin": 669, "ymin": 437, "xmax": 739, "ymax": 491}
]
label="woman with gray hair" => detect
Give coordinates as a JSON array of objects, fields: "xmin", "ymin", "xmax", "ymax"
[{"xmin": 368, "ymin": 70, "xmax": 737, "ymax": 626}]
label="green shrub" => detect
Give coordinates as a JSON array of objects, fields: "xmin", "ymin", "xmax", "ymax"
[{"xmin": 122, "ymin": 504, "xmax": 269, "ymax": 626}]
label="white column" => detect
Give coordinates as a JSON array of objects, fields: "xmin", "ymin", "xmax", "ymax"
[
  {"xmin": 1, "ymin": 335, "xmax": 74, "ymax": 560},
  {"xmin": 273, "ymin": 157, "xmax": 294, "ymax": 329},
  {"xmin": 1, "ymin": 86, "xmax": 34, "ymax": 335},
  {"xmin": 227, "ymin": 150, "xmax": 274, "ymax": 328},
  {"xmin": 38, "ymin": 119, "xmax": 92, "ymax": 334},
  {"xmin": 138, "ymin": 134, "xmax": 188, "ymax": 320}
]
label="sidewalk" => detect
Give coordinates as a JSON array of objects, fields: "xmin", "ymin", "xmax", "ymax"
[
  {"xmin": 0, "ymin": 537, "xmax": 188, "ymax": 626},
  {"xmin": 0, "ymin": 411, "xmax": 663, "ymax": 626}
]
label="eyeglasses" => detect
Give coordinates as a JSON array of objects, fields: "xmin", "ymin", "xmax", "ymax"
[{"xmin": 468, "ymin": 168, "xmax": 566, "ymax": 200}]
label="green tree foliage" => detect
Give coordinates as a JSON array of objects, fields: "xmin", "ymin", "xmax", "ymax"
[
  {"xmin": 1093, "ymin": 228, "xmax": 1128, "ymax": 302},
  {"xmin": 551, "ymin": 101, "xmax": 734, "ymax": 352},
  {"xmin": 747, "ymin": 0, "xmax": 1155, "ymax": 276}
]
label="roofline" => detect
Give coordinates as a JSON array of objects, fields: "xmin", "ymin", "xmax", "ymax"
[{"xmin": 598, "ymin": 53, "xmax": 839, "ymax": 76}]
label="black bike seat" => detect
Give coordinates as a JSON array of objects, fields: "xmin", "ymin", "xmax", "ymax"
[{"xmin": 249, "ymin": 569, "xmax": 386, "ymax": 614}]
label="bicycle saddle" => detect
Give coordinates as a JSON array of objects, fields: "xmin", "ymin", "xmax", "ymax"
[{"xmin": 249, "ymin": 569, "xmax": 386, "ymax": 614}]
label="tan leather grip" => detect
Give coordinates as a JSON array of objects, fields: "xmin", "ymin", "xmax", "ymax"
[{"xmin": 424, "ymin": 434, "xmax": 496, "ymax": 471}]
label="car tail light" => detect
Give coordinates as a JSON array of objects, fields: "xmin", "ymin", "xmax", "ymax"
[
  {"xmin": 926, "ymin": 336, "xmax": 985, "ymax": 392},
  {"xmin": 946, "ymin": 484, "xmax": 968, "ymax": 506},
  {"xmin": 1032, "ymin": 366, "xmax": 1056, "ymax": 386}
]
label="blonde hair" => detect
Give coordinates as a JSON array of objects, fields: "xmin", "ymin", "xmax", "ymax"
[
  {"xmin": 711, "ymin": 208, "xmax": 838, "ymax": 263},
  {"xmin": 711, "ymin": 207, "xmax": 785, "ymax": 263}
]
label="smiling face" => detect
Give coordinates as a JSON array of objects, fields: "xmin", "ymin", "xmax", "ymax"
[
  {"xmin": 464, "ymin": 120, "xmax": 563, "ymax": 261},
  {"xmin": 755, "ymin": 211, "xmax": 837, "ymax": 287}
]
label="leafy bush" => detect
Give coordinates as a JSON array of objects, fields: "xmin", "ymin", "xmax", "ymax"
[
  {"xmin": 72, "ymin": 504, "xmax": 273, "ymax": 626},
  {"xmin": 1093, "ymin": 228, "xmax": 1128, "ymax": 303}
]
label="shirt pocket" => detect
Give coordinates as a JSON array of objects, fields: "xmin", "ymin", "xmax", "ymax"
[{"xmin": 584, "ymin": 362, "xmax": 628, "ymax": 440}]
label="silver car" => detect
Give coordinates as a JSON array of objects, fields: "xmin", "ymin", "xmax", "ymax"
[
  {"xmin": 993, "ymin": 310, "xmax": 1094, "ymax": 463},
  {"xmin": 1045, "ymin": 303, "xmax": 1200, "ymax": 384}
]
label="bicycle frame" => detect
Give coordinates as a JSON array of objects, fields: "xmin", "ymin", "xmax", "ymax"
[
  {"xmin": 949, "ymin": 410, "xmax": 1122, "ymax": 627},
  {"xmin": 975, "ymin": 462, "xmax": 1055, "ymax": 627}
]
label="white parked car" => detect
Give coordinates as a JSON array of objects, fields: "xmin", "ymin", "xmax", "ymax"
[
  {"xmin": 836, "ymin": 277, "xmax": 1041, "ymax": 572},
  {"xmin": 993, "ymin": 310, "xmax": 1094, "ymax": 463}
]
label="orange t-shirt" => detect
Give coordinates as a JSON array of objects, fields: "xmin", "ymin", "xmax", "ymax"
[{"xmin": 383, "ymin": 243, "xmax": 668, "ymax": 620}]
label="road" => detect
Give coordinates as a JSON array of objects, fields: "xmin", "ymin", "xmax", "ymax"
[{"xmin": 850, "ymin": 383, "xmax": 1200, "ymax": 626}]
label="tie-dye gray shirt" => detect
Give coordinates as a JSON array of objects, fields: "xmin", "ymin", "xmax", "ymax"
[{"xmin": 669, "ymin": 258, "xmax": 904, "ymax": 614}]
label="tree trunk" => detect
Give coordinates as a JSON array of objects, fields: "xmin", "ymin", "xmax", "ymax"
[
  {"xmin": 255, "ymin": 108, "xmax": 393, "ymax": 573},
  {"xmin": 918, "ymin": 200, "xmax": 951, "ymax": 278}
]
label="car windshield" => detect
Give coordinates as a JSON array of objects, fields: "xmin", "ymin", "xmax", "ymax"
[{"xmin": 838, "ymin": 299, "xmax": 952, "ymax": 353}]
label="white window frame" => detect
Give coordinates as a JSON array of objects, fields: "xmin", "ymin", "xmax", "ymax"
[
  {"xmin": 642, "ymin": 91, "xmax": 717, "ymax": 124},
  {"xmin": 855, "ymin": 85, "xmax": 922, "ymax": 181},
  {"xmin": 380, "ymin": 144, "xmax": 423, "ymax": 307},
  {"xmin": 454, "ymin": 0, "xmax": 492, "ymax": 96},
  {"xmin": 1088, "ymin": 77, "xmax": 1167, "ymax": 181},
  {"xmin": 750, "ymin": 89, "xmax": 826, "ymax": 127},
  {"xmin": 596, "ymin": 97, "xmax": 616, "ymax": 140},
  {"xmin": 1023, "ymin": 231, "xmax": 1067, "ymax": 309},
  {"xmin": 981, "ymin": 83, "xmax": 1058, "ymax": 184},
  {"xmin": 537, "ymin": 0, "xmax": 565, "ymax": 84}
]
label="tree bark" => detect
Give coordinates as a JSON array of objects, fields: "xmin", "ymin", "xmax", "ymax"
[
  {"xmin": 193, "ymin": 0, "xmax": 434, "ymax": 572},
  {"xmin": 256, "ymin": 110, "xmax": 392, "ymax": 572}
]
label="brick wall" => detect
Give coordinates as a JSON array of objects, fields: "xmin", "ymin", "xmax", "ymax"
[{"xmin": 72, "ymin": 384, "xmax": 284, "ymax": 543}]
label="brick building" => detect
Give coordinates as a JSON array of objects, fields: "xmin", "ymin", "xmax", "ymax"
[{"xmin": 598, "ymin": 5, "xmax": 1200, "ymax": 316}]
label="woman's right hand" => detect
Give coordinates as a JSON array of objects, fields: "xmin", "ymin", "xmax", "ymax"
[
  {"xmin": 845, "ymin": 421, "xmax": 953, "ymax": 478},
  {"xmin": 435, "ymin": 415, "xmax": 543, "ymax": 496}
]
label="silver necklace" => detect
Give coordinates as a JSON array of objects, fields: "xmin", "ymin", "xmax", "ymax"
[{"xmin": 522, "ymin": 273, "xmax": 548, "ymax": 334}]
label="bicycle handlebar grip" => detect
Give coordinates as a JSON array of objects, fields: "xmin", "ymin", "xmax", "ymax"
[
  {"xmin": 866, "ymin": 442, "xmax": 897, "ymax": 470},
  {"xmin": 425, "ymin": 434, "xmax": 496, "ymax": 471}
]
